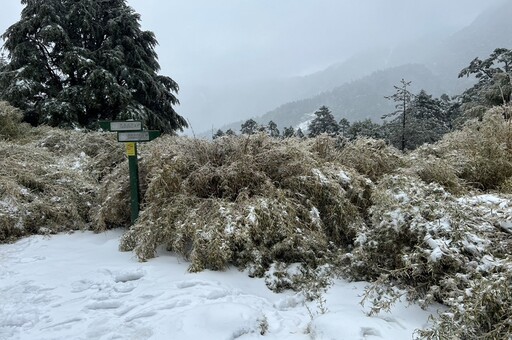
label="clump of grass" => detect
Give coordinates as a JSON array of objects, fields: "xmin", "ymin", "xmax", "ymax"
[
  {"xmin": 500, "ymin": 176, "xmax": 512, "ymax": 194},
  {"xmin": 117, "ymin": 134, "xmax": 371, "ymax": 281},
  {"xmin": 306, "ymin": 135, "xmax": 403, "ymax": 182},
  {"xmin": 36, "ymin": 128, "xmax": 123, "ymax": 181},
  {"xmin": 0, "ymin": 108, "xmax": 120, "ymax": 243},
  {"xmin": 0, "ymin": 140, "xmax": 98, "ymax": 242},
  {"xmin": 335, "ymin": 137, "xmax": 404, "ymax": 182},
  {"xmin": 436, "ymin": 107, "xmax": 512, "ymax": 190},
  {"xmin": 91, "ymin": 163, "xmax": 131, "ymax": 230},
  {"xmin": 417, "ymin": 268, "xmax": 512, "ymax": 339},
  {"xmin": 0, "ymin": 101, "xmax": 26, "ymax": 141},
  {"xmin": 405, "ymin": 147, "xmax": 465, "ymax": 195}
]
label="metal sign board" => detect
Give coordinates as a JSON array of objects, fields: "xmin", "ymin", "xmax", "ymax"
[
  {"xmin": 99, "ymin": 120, "xmax": 143, "ymax": 131},
  {"xmin": 117, "ymin": 130, "xmax": 160, "ymax": 142}
]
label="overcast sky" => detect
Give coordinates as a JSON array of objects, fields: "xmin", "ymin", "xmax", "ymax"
[
  {"xmin": 128, "ymin": 0, "xmax": 502, "ymax": 84},
  {"xmin": 0, "ymin": 0, "xmax": 504, "ymax": 132}
]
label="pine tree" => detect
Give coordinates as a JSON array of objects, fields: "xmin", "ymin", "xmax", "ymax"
[
  {"xmin": 383, "ymin": 79, "xmax": 413, "ymax": 152},
  {"xmin": 384, "ymin": 88, "xmax": 452, "ymax": 150},
  {"xmin": 0, "ymin": 53, "xmax": 6, "ymax": 70},
  {"xmin": 338, "ymin": 118, "xmax": 350, "ymax": 136},
  {"xmin": 225, "ymin": 128, "xmax": 236, "ymax": 136},
  {"xmin": 347, "ymin": 119, "xmax": 383, "ymax": 140},
  {"xmin": 308, "ymin": 105, "xmax": 339, "ymax": 137},
  {"xmin": 296, "ymin": 128, "xmax": 305, "ymax": 138},
  {"xmin": 440, "ymin": 93, "xmax": 462, "ymax": 130},
  {"xmin": 212, "ymin": 129, "xmax": 225, "ymax": 139},
  {"xmin": 282, "ymin": 126, "xmax": 295, "ymax": 138},
  {"xmin": 0, "ymin": 54, "xmax": 7, "ymax": 99},
  {"xmin": 0, "ymin": 0, "xmax": 187, "ymax": 132},
  {"xmin": 406, "ymin": 90, "xmax": 448, "ymax": 147},
  {"xmin": 459, "ymin": 48, "xmax": 512, "ymax": 119},
  {"xmin": 267, "ymin": 120, "xmax": 280, "ymax": 138},
  {"xmin": 240, "ymin": 118, "xmax": 258, "ymax": 135}
]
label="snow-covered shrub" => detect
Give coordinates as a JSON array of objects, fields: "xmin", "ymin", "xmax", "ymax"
[
  {"xmin": 35, "ymin": 128, "xmax": 123, "ymax": 181},
  {"xmin": 118, "ymin": 134, "xmax": 371, "ymax": 282},
  {"xmin": 0, "ymin": 140, "xmax": 98, "ymax": 242},
  {"xmin": 418, "ymin": 268, "xmax": 512, "ymax": 339},
  {"xmin": 406, "ymin": 148, "xmax": 465, "ymax": 194},
  {"xmin": 91, "ymin": 162, "xmax": 131, "ymax": 230},
  {"xmin": 307, "ymin": 136, "xmax": 403, "ymax": 182},
  {"xmin": 0, "ymin": 118, "xmax": 121, "ymax": 242},
  {"xmin": 343, "ymin": 174, "xmax": 512, "ymax": 339},
  {"xmin": 334, "ymin": 137, "xmax": 403, "ymax": 182},
  {"xmin": 437, "ymin": 108, "xmax": 512, "ymax": 190},
  {"xmin": 345, "ymin": 175, "xmax": 471, "ymax": 287}
]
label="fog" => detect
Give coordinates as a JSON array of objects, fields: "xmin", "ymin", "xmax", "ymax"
[
  {"xmin": 128, "ymin": 0, "xmax": 500, "ymax": 85},
  {"xmin": 0, "ymin": 0, "xmax": 504, "ymax": 133}
]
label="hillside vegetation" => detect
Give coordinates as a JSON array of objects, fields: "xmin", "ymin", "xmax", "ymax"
[{"xmin": 1, "ymin": 101, "xmax": 511, "ymax": 338}]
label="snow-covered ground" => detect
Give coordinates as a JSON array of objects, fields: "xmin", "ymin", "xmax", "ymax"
[{"xmin": 0, "ymin": 230, "xmax": 439, "ymax": 340}]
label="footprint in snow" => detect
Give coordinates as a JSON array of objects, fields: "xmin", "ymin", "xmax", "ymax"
[
  {"xmin": 113, "ymin": 269, "xmax": 145, "ymax": 283},
  {"xmin": 85, "ymin": 300, "xmax": 123, "ymax": 310}
]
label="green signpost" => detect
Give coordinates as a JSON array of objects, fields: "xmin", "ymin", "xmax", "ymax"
[{"xmin": 99, "ymin": 121, "xmax": 160, "ymax": 224}]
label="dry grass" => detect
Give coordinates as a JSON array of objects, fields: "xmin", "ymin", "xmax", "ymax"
[
  {"xmin": 0, "ymin": 140, "xmax": 98, "ymax": 242},
  {"xmin": 116, "ymin": 134, "xmax": 372, "ymax": 277},
  {"xmin": 404, "ymin": 147, "xmax": 466, "ymax": 195},
  {"xmin": 334, "ymin": 137, "xmax": 404, "ymax": 182},
  {"xmin": 436, "ymin": 107, "xmax": 512, "ymax": 191},
  {"xmin": 0, "ymin": 101, "xmax": 26, "ymax": 141},
  {"xmin": 0, "ymin": 101, "xmax": 120, "ymax": 242},
  {"xmin": 35, "ymin": 128, "xmax": 124, "ymax": 181}
]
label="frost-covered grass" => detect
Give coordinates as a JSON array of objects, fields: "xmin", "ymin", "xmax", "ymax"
[
  {"xmin": 0, "ymin": 140, "xmax": 97, "ymax": 242},
  {"xmin": 0, "ymin": 104, "xmax": 122, "ymax": 242},
  {"xmin": 343, "ymin": 175, "xmax": 512, "ymax": 338},
  {"xmin": 2, "ymin": 101, "xmax": 512, "ymax": 338},
  {"xmin": 116, "ymin": 134, "xmax": 372, "ymax": 279}
]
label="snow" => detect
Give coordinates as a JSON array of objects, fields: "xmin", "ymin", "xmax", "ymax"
[
  {"xmin": 296, "ymin": 118, "xmax": 313, "ymax": 133},
  {"xmin": 247, "ymin": 206, "xmax": 257, "ymax": 224},
  {"xmin": 312, "ymin": 168, "xmax": 328, "ymax": 184},
  {"xmin": 0, "ymin": 231, "xmax": 438, "ymax": 340},
  {"xmin": 337, "ymin": 171, "xmax": 351, "ymax": 184}
]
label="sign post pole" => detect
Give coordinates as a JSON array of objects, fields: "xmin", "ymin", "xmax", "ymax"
[
  {"xmin": 126, "ymin": 142, "xmax": 140, "ymax": 224},
  {"xmin": 99, "ymin": 121, "xmax": 160, "ymax": 225}
]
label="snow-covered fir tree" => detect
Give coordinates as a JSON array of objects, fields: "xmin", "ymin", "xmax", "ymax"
[
  {"xmin": 212, "ymin": 129, "xmax": 225, "ymax": 139},
  {"xmin": 267, "ymin": 120, "xmax": 280, "ymax": 138},
  {"xmin": 225, "ymin": 128, "xmax": 236, "ymax": 136},
  {"xmin": 308, "ymin": 105, "xmax": 339, "ymax": 137},
  {"xmin": 282, "ymin": 126, "xmax": 295, "ymax": 138},
  {"xmin": 240, "ymin": 118, "xmax": 259, "ymax": 135},
  {"xmin": 0, "ymin": 0, "xmax": 187, "ymax": 133},
  {"xmin": 347, "ymin": 119, "xmax": 383, "ymax": 140},
  {"xmin": 338, "ymin": 118, "xmax": 350, "ymax": 137}
]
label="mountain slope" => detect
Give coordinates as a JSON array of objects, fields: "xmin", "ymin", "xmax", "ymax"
[
  {"xmin": 219, "ymin": 64, "xmax": 445, "ymax": 133},
  {"xmin": 212, "ymin": 0, "xmax": 512, "ymax": 134}
]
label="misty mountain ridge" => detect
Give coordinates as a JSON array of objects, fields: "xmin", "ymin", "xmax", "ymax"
[
  {"xmin": 217, "ymin": 64, "xmax": 445, "ymax": 134},
  {"xmin": 201, "ymin": 0, "xmax": 512, "ymax": 136}
]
